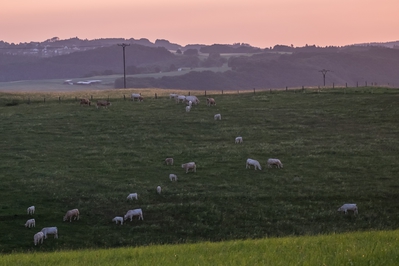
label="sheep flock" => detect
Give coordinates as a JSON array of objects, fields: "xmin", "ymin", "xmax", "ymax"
[{"xmin": 19, "ymin": 92, "xmax": 358, "ymax": 247}]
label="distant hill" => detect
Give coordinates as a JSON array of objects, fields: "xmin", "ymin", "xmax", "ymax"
[
  {"xmin": 116, "ymin": 46, "xmax": 399, "ymax": 90},
  {"xmin": 1, "ymin": 37, "xmax": 399, "ymax": 89}
]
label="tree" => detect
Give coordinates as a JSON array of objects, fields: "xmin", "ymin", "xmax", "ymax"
[{"xmin": 183, "ymin": 48, "xmax": 198, "ymax": 56}]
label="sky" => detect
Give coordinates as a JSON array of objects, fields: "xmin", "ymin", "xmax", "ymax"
[{"xmin": 1, "ymin": 0, "xmax": 398, "ymax": 48}]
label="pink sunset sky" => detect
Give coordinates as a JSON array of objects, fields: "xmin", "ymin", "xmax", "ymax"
[{"xmin": 1, "ymin": 0, "xmax": 398, "ymax": 48}]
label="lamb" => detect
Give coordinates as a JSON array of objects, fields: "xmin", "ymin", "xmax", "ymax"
[
  {"xmin": 33, "ymin": 232, "xmax": 44, "ymax": 245},
  {"xmin": 157, "ymin": 186, "xmax": 162, "ymax": 194},
  {"xmin": 186, "ymin": 105, "xmax": 191, "ymax": 112},
  {"xmin": 214, "ymin": 114, "xmax": 221, "ymax": 120},
  {"xmin": 25, "ymin": 218, "xmax": 36, "ymax": 228},
  {"xmin": 169, "ymin": 174, "xmax": 178, "ymax": 181},
  {"xmin": 206, "ymin": 98, "xmax": 216, "ymax": 106},
  {"xmin": 246, "ymin": 158, "xmax": 262, "ymax": 170},
  {"xmin": 63, "ymin": 208, "xmax": 80, "ymax": 222},
  {"xmin": 169, "ymin": 93, "xmax": 178, "ymax": 99},
  {"xmin": 41, "ymin": 227, "xmax": 58, "ymax": 239},
  {"xmin": 80, "ymin": 98, "xmax": 91, "ymax": 106},
  {"xmin": 235, "ymin": 136, "xmax": 243, "ymax": 144},
  {"xmin": 112, "ymin": 216, "xmax": 124, "ymax": 225},
  {"xmin": 124, "ymin": 208, "xmax": 144, "ymax": 221},
  {"xmin": 338, "ymin": 204, "xmax": 358, "ymax": 215},
  {"xmin": 187, "ymin": 100, "xmax": 192, "ymax": 107},
  {"xmin": 127, "ymin": 193, "xmax": 138, "ymax": 200},
  {"xmin": 181, "ymin": 162, "xmax": 196, "ymax": 173},
  {"xmin": 267, "ymin": 158, "xmax": 283, "ymax": 169},
  {"xmin": 96, "ymin": 100, "xmax": 111, "ymax": 108},
  {"xmin": 138, "ymin": 96, "xmax": 144, "ymax": 102},
  {"xmin": 165, "ymin": 157, "xmax": 174, "ymax": 165},
  {"xmin": 27, "ymin": 206, "xmax": 35, "ymax": 215}
]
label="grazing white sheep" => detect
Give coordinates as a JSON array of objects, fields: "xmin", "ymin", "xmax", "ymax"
[
  {"xmin": 165, "ymin": 157, "xmax": 174, "ymax": 165},
  {"xmin": 169, "ymin": 174, "xmax": 178, "ymax": 181},
  {"xmin": 267, "ymin": 158, "xmax": 283, "ymax": 169},
  {"xmin": 63, "ymin": 209, "xmax": 80, "ymax": 222},
  {"xmin": 25, "ymin": 218, "xmax": 36, "ymax": 228},
  {"xmin": 131, "ymin": 93, "xmax": 141, "ymax": 101},
  {"xmin": 124, "ymin": 209, "xmax": 144, "ymax": 221},
  {"xmin": 127, "ymin": 193, "xmax": 138, "ymax": 200},
  {"xmin": 235, "ymin": 137, "xmax": 243, "ymax": 144},
  {"xmin": 181, "ymin": 162, "xmax": 196, "ymax": 173},
  {"xmin": 112, "ymin": 216, "xmax": 124, "ymax": 225},
  {"xmin": 33, "ymin": 232, "xmax": 44, "ymax": 245},
  {"xmin": 185, "ymin": 96, "xmax": 200, "ymax": 105},
  {"xmin": 169, "ymin": 93, "xmax": 178, "ymax": 99},
  {"xmin": 27, "ymin": 206, "xmax": 35, "ymax": 215},
  {"xmin": 246, "ymin": 158, "xmax": 262, "ymax": 170},
  {"xmin": 338, "ymin": 204, "xmax": 358, "ymax": 215},
  {"xmin": 186, "ymin": 105, "xmax": 191, "ymax": 112},
  {"xmin": 41, "ymin": 227, "xmax": 58, "ymax": 239},
  {"xmin": 214, "ymin": 114, "xmax": 221, "ymax": 120},
  {"xmin": 176, "ymin": 95, "xmax": 186, "ymax": 103},
  {"xmin": 157, "ymin": 186, "xmax": 162, "ymax": 194}
]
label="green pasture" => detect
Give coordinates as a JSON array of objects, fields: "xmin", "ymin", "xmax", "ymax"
[{"xmin": 0, "ymin": 87, "xmax": 398, "ymax": 255}]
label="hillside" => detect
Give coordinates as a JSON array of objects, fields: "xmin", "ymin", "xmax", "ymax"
[
  {"xmin": 0, "ymin": 88, "xmax": 398, "ymax": 254},
  {"xmin": 117, "ymin": 46, "xmax": 399, "ymax": 89}
]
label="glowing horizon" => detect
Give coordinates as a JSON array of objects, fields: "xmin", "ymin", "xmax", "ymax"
[{"xmin": 1, "ymin": 0, "xmax": 398, "ymax": 48}]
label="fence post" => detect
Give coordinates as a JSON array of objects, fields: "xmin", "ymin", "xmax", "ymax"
[
  {"xmin": 188, "ymin": 92, "xmax": 191, "ymax": 96},
  {"xmin": 286, "ymin": 86, "xmax": 288, "ymax": 92},
  {"xmin": 124, "ymin": 95, "xmax": 126, "ymax": 100},
  {"xmin": 333, "ymin": 83, "xmax": 335, "ymax": 89},
  {"xmin": 155, "ymin": 93, "xmax": 158, "ymax": 99},
  {"xmin": 346, "ymin": 83, "xmax": 347, "ymax": 88},
  {"xmin": 205, "ymin": 90, "xmax": 207, "ymax": 96},
  {"xmin": 269, "ymin": 89, "xmax": 271, "ymax": 93},
  {"xmin": 356, "ymin": 82, "xmax": 358, "ymax": 87},
  {"xmin": 222, "ymin": 90, "xmax": 223, "ymax": 95},
  {"xmin": 237, "ymin": 90, "xmax": 239, "ymax": 94},
  {"xmin": 44, "ymin": 97, "xmax": 46, "ymax": 103},
  {"xmin": 302, "ymin": 86, "xmax": 305, "ymax": 93},
  {"xmin": 365, "ymin": 81, "xmax": 367, "ymax": 87},
  {"xmin": 253, "ymin": 88, "xmax": 255, "ymax": 94},
  {"xmin": 59, "ymin": 96, "xmax": 61, "ymax": 103}
]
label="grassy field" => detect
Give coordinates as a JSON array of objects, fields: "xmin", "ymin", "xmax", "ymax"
[
  {"xmin": 1, "ymin": 230, "xmax": 399, "ymax": 265},
  {"xmin": 0, "ymin": 87, "xmax": 398, "ymax": 255}
]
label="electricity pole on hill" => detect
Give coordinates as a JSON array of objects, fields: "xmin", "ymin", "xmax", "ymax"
[
  {"xmin": 319, "ymin": 69, "xmax": 331, "ymax": 86},
  {"xmin": 118, "ymin": 43, "xmax": 130, "ymax": 88}
]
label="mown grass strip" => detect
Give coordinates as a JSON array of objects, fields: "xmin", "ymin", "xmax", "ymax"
[{"xmin": 1, "ymin": 230, "xmax": 399, "ymax": 266}]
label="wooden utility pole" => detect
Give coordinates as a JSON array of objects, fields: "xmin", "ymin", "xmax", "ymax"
[{"xmin": 118, "ymin": 43, "xmax": 130, "ymax": 88}]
